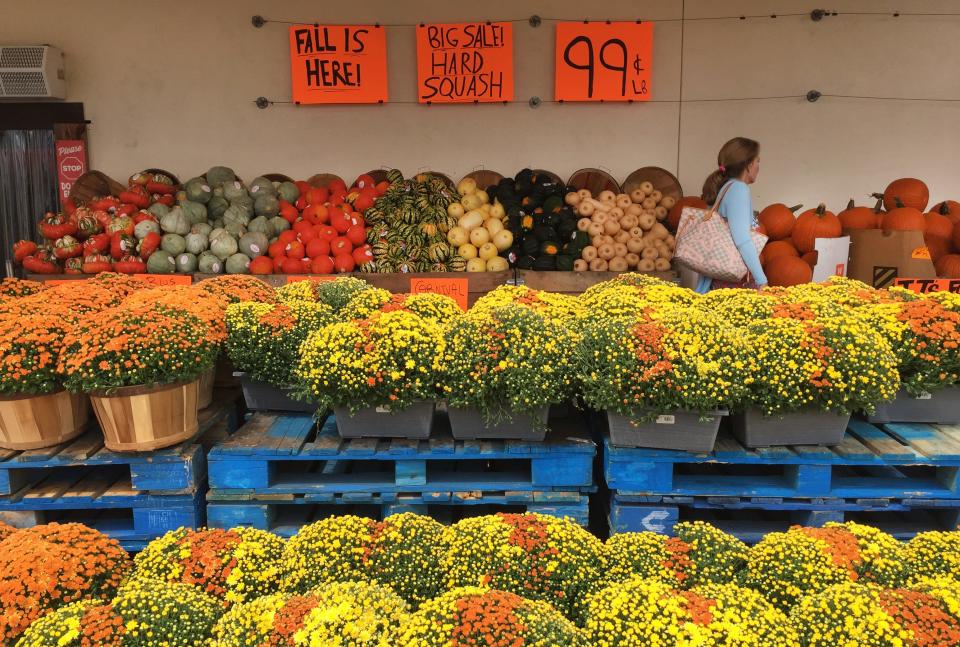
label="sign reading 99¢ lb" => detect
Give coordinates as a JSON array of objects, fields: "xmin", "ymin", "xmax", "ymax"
[{"xmin": 555, "ymin": 22, "xmax": 653, "ymax": 102}]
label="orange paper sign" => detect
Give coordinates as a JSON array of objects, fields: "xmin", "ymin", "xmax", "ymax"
[
  {"xmin": 894, "ymin": 278, "xmax": 960, "ymax": 294},
  {"xmin": 555, "ymin": 22, "xmax": 653, "ymax": 102},
  {"xmin": 410, "ymin": 277, "xmax": 469, "ymax": 311},
  {"xmin": 134, "ymin": 274, "xmax": 193, "ymax": 287},
  {"xmin": 286, "ymin": 275, "xmax": 339, "ymax": 284},
  {"xmin": 416, "ymin": 22, "xmax": 514, "ymax": 103},
  {"xmin": 289, "ymin": 24, "xmax": 388, "ymax": 104},
  {"xmin": 45, "ymin": 277, "xmax": 90, "ymax": 286}
]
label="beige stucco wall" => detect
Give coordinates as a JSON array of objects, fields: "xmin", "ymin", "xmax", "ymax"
[{"xmin": 4, "ymin": 0, "xmax": 960, "ymax": 210}]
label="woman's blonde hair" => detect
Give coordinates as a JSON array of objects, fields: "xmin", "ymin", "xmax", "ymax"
[{"xmin": 701, "ymin": 137, "xmax": 760, "ymax": 205}]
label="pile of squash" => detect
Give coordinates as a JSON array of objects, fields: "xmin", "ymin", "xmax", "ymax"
[
  {"xmin": 445, "ymin": 177, "xmax": 512, "ymax": 272},
  {"xmin": 566, "ymin": 185, "xmax": 675, "ymax": 272}
]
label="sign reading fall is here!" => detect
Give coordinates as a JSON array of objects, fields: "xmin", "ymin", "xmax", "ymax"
[
  {"xmin": 555, "ymin": 22, "xmax": 653, "ymax": 102},
  {"xmin": 416, "ymin": 22, "xmax": 514, "ymax": 103},
  {"xmin": 289, "ymin": 24, "xmax": 388, "ymax": 104}
]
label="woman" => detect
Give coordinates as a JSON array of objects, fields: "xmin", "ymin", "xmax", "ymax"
[{"xmin": 695, "ymin": 137, "xmax": 767, "ymax": 293}]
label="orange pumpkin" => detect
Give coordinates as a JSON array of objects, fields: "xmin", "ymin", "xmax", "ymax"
[
  {"xmin": 925, "ymin": 235, "xmax": 953, "ymax": 263},
  {"xmin": 925, "ymin": 208, "xmax": 954, "ymax": 240},
  {"xmin": 792, "ymin": 204, "xmax": 841, "ymax": 253},
  {"xmin": 801, "ymin": 251, "xmax": 819, "ymax": 268},
  {"xmin": 881, "ymin": 198, "xmax": 926, "ymax": 232},
  {"xmin": 930, "ymin": 200, "xmax": 960, "ymax": 225},
  {"xmin": 881, "ymin": 178, "xmax": 929, "ymax": 212},
  {"xmin": 758, "ymin": 203, "xmax": 800, "ymax": 241},
  {"xmin": 667, "ymin": 196, "xmax": 708, "ymax": 232},
  {"xmin": 935, "ymin": 254, "xmax": 960, "ymax": 279},
  {"xmin": 951, "ymin": 222, "xmax": 960, "ymax": 252},
  {"xmin": 766, "ymin": 255, "xmax": 813, "ymax": 286},
  {"xmin": 760, "ymin": 240, "xmax": 799, "ymax": 266},
  {"xmin": 837, "ymin": 199, "xmax": 881, "ymax": 232}
]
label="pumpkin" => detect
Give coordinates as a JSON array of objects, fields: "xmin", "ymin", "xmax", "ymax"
[
  {"xmin": 881, "ymin": 198, "xmax": 926, "ymax": 232},
  {"xmin": 760, "ymin": 240, "xmax": 799, "ymax": 266},
  {"xmin": 925, "ymin": 207, "xmax": 954, "ymax": 240},
  {"xmin": 951, "ymin": 222, "xmax": 960, "ymax": 252},
  {"xmin": 801, "ymin": 251, "xmax": 818, "ymax": 268},
  {"xmin": 758, "ymin": 203, "xmax": 801, "ymax": 240},
  {"xmin": 925, "ymin": 235, "xmax": 952, "ymax": 263},
  {"xmin": 936, "ymin": 254, "xmax": 960, "ymax": 278},
  {"xmin": 766, "ymin": 254, "xmax": 813, "ymax": 287},
  {"xmin": 880, "ymin": 178, "xmax": 929, "ymax": 212},
  {"xmin": 667, "ymin": 196, "xmax": 708, "ymax": 232},
  {"xmin": 838, "ymin": 199, "xmax": 881, "ymax": 232},
  {"xmin": 931, "ymin": 200, "xmax": 960, "ymax": 225},
  {"xmin": 792, "ymin": 204, "xmax": 841, "ymax": 253}
]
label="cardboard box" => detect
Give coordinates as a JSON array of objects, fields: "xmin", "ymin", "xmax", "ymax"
[
  {"xmin": 847, "ymin": 229, "xmax": 936, "ymax": 288},
  {"xmin": 811, "ymin": 236, "xmax": 851, "ymax": 282}
]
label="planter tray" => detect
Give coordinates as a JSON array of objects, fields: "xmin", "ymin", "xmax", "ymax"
[
  {"xmin": 0, "ymin": 390, "xmax": 242, "ymax": 496},
  {"xmin": 239, "ymin": 374, "xmax": 316, "ymax": 413},
  {"xmin": 603, "ymin": 417, "xmax": 960, "ymax": 500},
  {"xmin": 208, "ymin": 412, "xmax": 595, "ymax": 495},
  {"xmin": 608, "ymin": 492, "xmax": 960, "ymax": 543},
  {"xmin": 208, "ymin": 491, "xmax": 590, "ymax": 535},
  {"xmin": 0, "ymin": 479, "xmax": 204, "ymax": 553},
  {"xmin": 867, "ymin": 387, "xmax": 960, "ymax": 424}
]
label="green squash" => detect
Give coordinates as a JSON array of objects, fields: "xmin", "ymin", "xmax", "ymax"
[
  {"xmin": 209, "ymin": 228, "xmax": 228, "ymax": 242},
  {"xmin": 269, "ymin": 216, "xmax": 290, "ymax": 234},
  {"xmin": 223, "ymin": 205, "xmax": 251, "ymax": 228},
  {"xmin": 225, "ymin": 253, "xmax": 250, "ymax": 274},
  {"xmin": 210, "ymin": 235, "xmax": 238, "ymax": 260},
  {"xmin": 198, "ymin": 251, "xmax": 223, "ymax": 274},
  {"xmin": 191, "ymin": 222, "xmax": 213, "ymax": 237},
  {"xmin": 224, "ymin": 222, "xmax": 247, "ymax": 238},
  {"xmin": 249, "ymin": 176, "xmax": 276, "ymax": 197},
  {"xmin": 230, "ymin": 195, "xmax": 254, "ymax": 213},
  {"xmin": 134, "ymin": 220, "xmax": 160, "ymax": 240},
  {"xmin": 185, "ymin": 232, "xmax": 209, "ymax": 255},
  {"xmin": 206, "ymin": 166, "xmax": 236, "ymax": 187},
  {"xmin": 532, "ymin": 255, "xmax": 557, "ymax": 271},
  {"xmin": 207, "ymin": 195, "xmax": 229, "ymax": 219},
  {"xmin": 184, "ymin": 178, "xmax": 212, "ymax": 204},
  {"xmin": 176, "ymin": 252, "xmax": 199, "ymax": 273},
  {"xmin": 278, "ymin": 181, "xmax": 299, "ymax": 203},
  {"xmin": 161, "ymin": 234, "xmax": 187, "ymax": 256},
  {"xmin": 254, "ymin": 194, "xmax": 280, "ymax": 218},
  {"xmin": 160, "ymin": 208, "xmax": 191, "ymax": 235},
  {"xmin": 555, "ymin": 254, "xmax": 575, "ymax": 271},
  {"xmin": 211, "ymin": 219, "xmax": 225, "ymax": 230},
  {"xmin": 222, "ymin": 181, "xmax": 248, "ymax": 202},
  {"xmin": 179, "ymin": 199, "xmax": 208, "ymax": 225},
  {"xmin": 239, "ymin": 232, "xmax": 269, "ymax": 258},
  {"xmin": 146, "ymin": 250, "xmax": 176, "ymax": 274},
  {"xmin": 147, "ymin": 203, "xmax": 171, "ymax": 219},
  {"xmin": 248, "ymin": 216, "xmax": 274, "ymax": 238}
]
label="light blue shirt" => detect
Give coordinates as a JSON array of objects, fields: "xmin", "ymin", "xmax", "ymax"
[{"xmin": 695, "ymin": 179, "xmax": 767, "ymax": 293}]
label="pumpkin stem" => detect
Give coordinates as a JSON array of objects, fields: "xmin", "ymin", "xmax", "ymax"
[
  {"xmin": 871, "ymin": 192, "xmax": 885, "ymax": 201},
  {"xmin": 846, "ymin": 199, "xmax": 855, "ymax": 210},
  {"xmin": 815, "ymin": 203, "xmax": 826, "ymax": 216},
  {"xmin": 939, "ymin": 202, "xmax": 950, "ymax": 216},
  {"xmin": 895, "ymin": 197, "xmax": 905, "ymax": 209},
  {"xmin": 789, "ymin": 204, "xmax": 803, "ymax": 212},
  {"xmin": 872, "ymin": 196, "xmax": 885, "ymax": 213}
]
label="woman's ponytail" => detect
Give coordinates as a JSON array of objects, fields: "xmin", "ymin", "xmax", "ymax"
[{"xmin": 701, "ymin": 137, "xmax": 760, "ymax": 205}]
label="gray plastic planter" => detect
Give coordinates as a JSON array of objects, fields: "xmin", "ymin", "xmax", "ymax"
[
  {"xmin": 732, "ymin": 409, "xmax": 850, "ymax": 447},
  {"xmin": 607, "ymin": 410, "xmax": 726, "ymax": 452},
  {"xmin": 448, "ymin": 406, "xmax": 549, "ymax": 441},
  {"xmin": 333, "ymin": 401, "xmax": 436, "ymax": 439},
  {"xmin": 237, "ymin": 373, "xmax": 316, "ymax": 413},
  {"xmin": 866, "ymin": 387, "xmax": 960, "ymax": 424}
]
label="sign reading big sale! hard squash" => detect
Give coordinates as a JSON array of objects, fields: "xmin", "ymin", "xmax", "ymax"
[
  {"xmin": 416, "ymin": 22, "xmax": 514, "ymax": 103},
  {"xmin": 289, "ymin": 25, "xmax": 388, "ymax": 104}
]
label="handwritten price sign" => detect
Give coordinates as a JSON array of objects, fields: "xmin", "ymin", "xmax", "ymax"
[
  {"xmin": 894, "ymin": 278, "xmax": 960, "ymax": 294},
  {"xmin": 133, "ymin": 274, "xmax": 193, "ymax": 287},
  {"xmin": 416, "ymin": 22, "xmax": 514, "ymax": 103},
  {"xmin": 410, "ymin": 277, "xmax": 468, "ymax": 311},
  {"xmin": 555, "ymin": 22, "xmax": 653, "ymax": 102},
  {"xmin": 286, "ymin": 275, "xmax": 338, "ymax": 284}
]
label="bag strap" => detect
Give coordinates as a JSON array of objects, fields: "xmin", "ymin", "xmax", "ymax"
[{"xmin": 706, "ymin": 180, "xmax": 736, "ymax": 220}]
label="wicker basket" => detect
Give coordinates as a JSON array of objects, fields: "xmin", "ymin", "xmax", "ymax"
[
  {"xmin": 0, "ymin": 391, "xmax": 89, "ymax": 450},
  {"xmin": 91, "ymin": 380, "xmax": 199, "ymax": 452},
  {"xmin": 622, "ymin": 167, "xmax": 683, "ymax": 204},
  {"xmin": 68, "ymin": 171, "xmax": 125, "ymax": 205},
  {"xmin": 460, "ymin": 170, "xmax": 504, "ymax": 190},
  {"xmin": 567, "ymin": 168, "xmax": 622, "ymax": 195}
]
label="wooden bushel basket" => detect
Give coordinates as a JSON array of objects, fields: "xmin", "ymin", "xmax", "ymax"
[
  {"xmin": 0, "ymin": 391, "xmax": 89, "ymax": 450},
  {"xmin": 91, "ymin": 380, "xmax": 199, "ymax": 452},
  {"xmin": 198, "ymin": 369, "xmax": 215, "ymax": 410}
]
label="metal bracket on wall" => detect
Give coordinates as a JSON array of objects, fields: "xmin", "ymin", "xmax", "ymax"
[
  {"xmin": 806, "ymin": 90, "xmax": 822, "ymax": 103},
  {"xmin": 255, "ymin": 97, "xmax": 271, "ymax": 109},
  {"xmin": 528, "ymin": 15, "xmax": 542, "ymax": 28},
  {"xmin": 528, "ymin": 96, "xmax": 542, "ymax": 109},
  {"xmin": 251, "ymin": 15, "xmax": 265, "ymax": 28},
  {"xmin": 809, "ymin": 9, "xmax": 839, "ymax": 21}
]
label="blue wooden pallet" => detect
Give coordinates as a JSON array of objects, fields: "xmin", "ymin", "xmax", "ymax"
[
  {"xmin": 604, "ymin": 419, "xmax": 960, "ymax": 500},
  {"xmin": 608, "ymin": 493, "xmax": 960, "ymax": 542},
  {"xmin": 207, "ymin": 413, "xmax": 596, "ymax": 496},
  {"xmin": 0, "ymin": 393, "xmax": 242, "ymax": 495},
  {"xmin": 0, "ymin": 473, "xmax": 204, "ymax": 552},
  {"xmin": 208, "ymin": 491, "xmax": 590, "ymax": 535}
]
